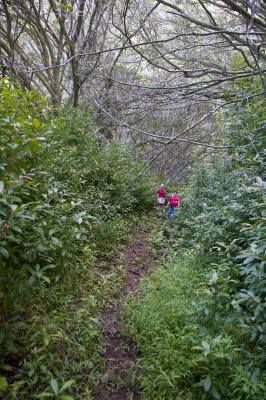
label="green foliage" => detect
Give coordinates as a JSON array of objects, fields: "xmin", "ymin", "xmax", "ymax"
[
  {"xmin": 125, "ymin": 94, "xmax": 266, "ymax": 399},
  {"xmin": 36, "ymin": 106, "xmax": 154, "ymax": 256},
  {"xmin": 125, "ymin": 253, "xmax": 249, "ymax": 399},
  {"xmin": 171, "ymin": 97, "xmax": 266, "ymax": 350},
  {"xmin": 0, "ymin": 79, "xmax": 153, "ymax": 311},
  {"xmin": 0, "ymin": 79, "xmax": 59, "ymax": 317},
  {"xmin": 0, "ymin": 81, "xmax": 154, "ymax": 397},
  {"xmin": 4, "ymin": 260, "xmax": 125, "ymax": 399}
]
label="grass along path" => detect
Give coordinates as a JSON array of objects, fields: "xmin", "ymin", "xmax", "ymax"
[{"xmin": 93, "ymin": 227, "xmax": 157, "ymax": 400}]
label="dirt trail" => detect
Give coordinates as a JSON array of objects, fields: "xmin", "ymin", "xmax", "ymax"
[{"xmin": 93, "ymin": 228, "xmax": 156, "ymax": 400}]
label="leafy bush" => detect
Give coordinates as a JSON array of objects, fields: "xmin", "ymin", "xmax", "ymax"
[
  {"xmin": 0, "ymin": 79, "xmax": 154, "ymax": 317},
  {"xmin": 0, "ymin": 81, "xmax": 155, "ymax": 398},
  {"xmin": 3, "ymin": 260, "xmax": 126, "ymax": 399},
  {"xmin": 125, "ymin": 250, "xmax": 266, "ymax": 399},
  {"xmin": 125, "ymin": 95, "xmax": 266, "ymax": 399},
  {"xmin": 125, "ymin": 253, "xmax": 246, "ymax": 399},
  {"xmin": 0, "ymin": 80, "xmax": 61, "ymax": 318}
]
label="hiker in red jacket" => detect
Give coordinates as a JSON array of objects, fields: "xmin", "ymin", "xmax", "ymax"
[
  {"xmin": 157, "ymin": 184, "xmax": 166, "ymax": 214},
  {"xmin": 166, "ymin": 191, "xmax": 180, "ymax": 218}
]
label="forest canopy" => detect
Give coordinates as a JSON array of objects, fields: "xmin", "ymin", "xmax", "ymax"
[{"xmin": 0, "ymin": 0, "xmax": 265, "ymax": 179}]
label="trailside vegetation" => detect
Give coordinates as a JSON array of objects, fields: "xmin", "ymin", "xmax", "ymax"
[
  {"xmin": 125, "ymin": 94, "xmax": 266, "ymax": 399},
  {"xmin": 0, "ymin": 80, "xmax": 154, "ymax": 398}
]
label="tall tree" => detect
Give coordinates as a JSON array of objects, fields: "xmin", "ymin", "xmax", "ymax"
[
  {"xmin": 0, "ymin": 0, "xmax": 110, "ymax": 106},
  {"xmin": 91, "ymin": 0, "xmax": 266, "ymax": 178}
]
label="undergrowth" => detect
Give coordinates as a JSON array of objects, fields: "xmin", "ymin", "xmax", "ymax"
[
  {"xmin": 124, "ymin": 93, "xmax": 266, "ymax": 399},
  {"xmin": 0, "ymin": 81, "xmax": 155, "ymax": 398},
  {"xmin": 5, "ymin": 255, "xmax": 126, "ymax": 399},
  {"xmin": 125, "ymin": 248, "xmax": 265, "ymax": 399}
]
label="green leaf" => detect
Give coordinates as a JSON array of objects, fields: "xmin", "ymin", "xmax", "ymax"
[
  {"xmin": 201, "ymin": 340, "xmax": 210, "ymax": 351},
  {"xmin": 192, "ymin": 345, "xmax": 203, "ymax": 351},
  {"xmin": 1, "ymin": 365, "xmax": 12, "ymax": 372},
  {"xmin": 0, "ymin": 377, "xmax": 8, "ymax": 392},
  {"xmin": 33, "ymin": 118, "xmax": 40, "ymax": 128},
  {"xmin": 89, "ymin": 317, "xmax": 100, "ymax": 324},
  {"xmin": 203, "ymin": 375, "xmax": 211, "ymax": 392},
  {"xmin": 36, "ymin": 393, "xmax": 54, "ymax": 398},
  {"xmin": 26, "ymin": 137, "xmax": 39, "ymax": 150},
  {"xmin": 50, "ymin": 378, "xmax": 59, "ymax": 395},
  {"xmin": 37, "ymin": 227, "xmax": 45, "ymax": 239},
  {"xmin": 61, "ymin": 5, "xmax": 73, "ymax": 10},
  {"xmin": 213, "ymin": 335, "xmax": 222, "ymax": 346},
  {"xmin": 212, "ymin": 388, "xmax": 221, "ymax": 399},
  {"xmin": 59, "ymin": 379, "xmax": 75, "ymax": 393},
  {"xmin": 0, "ymin": 247, "xmax": 9, "ymax": 258},
  {"xmin": 250, "ymin": 369, "xmax": 260, "ymax": 383},
  {"xmin": 11, "ymin": 225, "xmax": 22, "ymax": 233},
  {"xmin": 42, "ymin": 276, "xmax": 51, "ymax": 284},
  {"xmin": 60, "ymin": 396, "xmax": 75, "ymax": 400}
]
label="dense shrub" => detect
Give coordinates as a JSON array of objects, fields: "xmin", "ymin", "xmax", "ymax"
[
  {"xmin": 125, "ymin": 95, "xmax": 266, "ymax": 399},
  {"xmin": 125, "ymin": 250, "xmax": 266, "ymax": 399},
  {"xmin": 0, "ymin": 81, "xmax": 154, "ymax": 398}
]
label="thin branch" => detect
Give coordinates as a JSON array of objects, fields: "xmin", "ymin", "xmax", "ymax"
[
  {"xmin": 26, "ymin": 30, "xmax": 266, "ymax": 74},
  {"xmin": 93, "ymin": 94, "xmax": 238, "ymax": 149}
]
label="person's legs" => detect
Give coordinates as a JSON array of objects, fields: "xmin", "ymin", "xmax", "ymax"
[
  {"xmin": 158, "ymin": 198, "xmax": 165, "ymax": 215},
  {"xmin": 167, "ymin": 206, "xmax": 174, "ymax": 218}
]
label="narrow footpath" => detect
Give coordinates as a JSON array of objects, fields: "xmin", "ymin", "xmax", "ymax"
[{"xmin": 93, "ymin": 227, "xmax": 157, "ymax": 400}]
